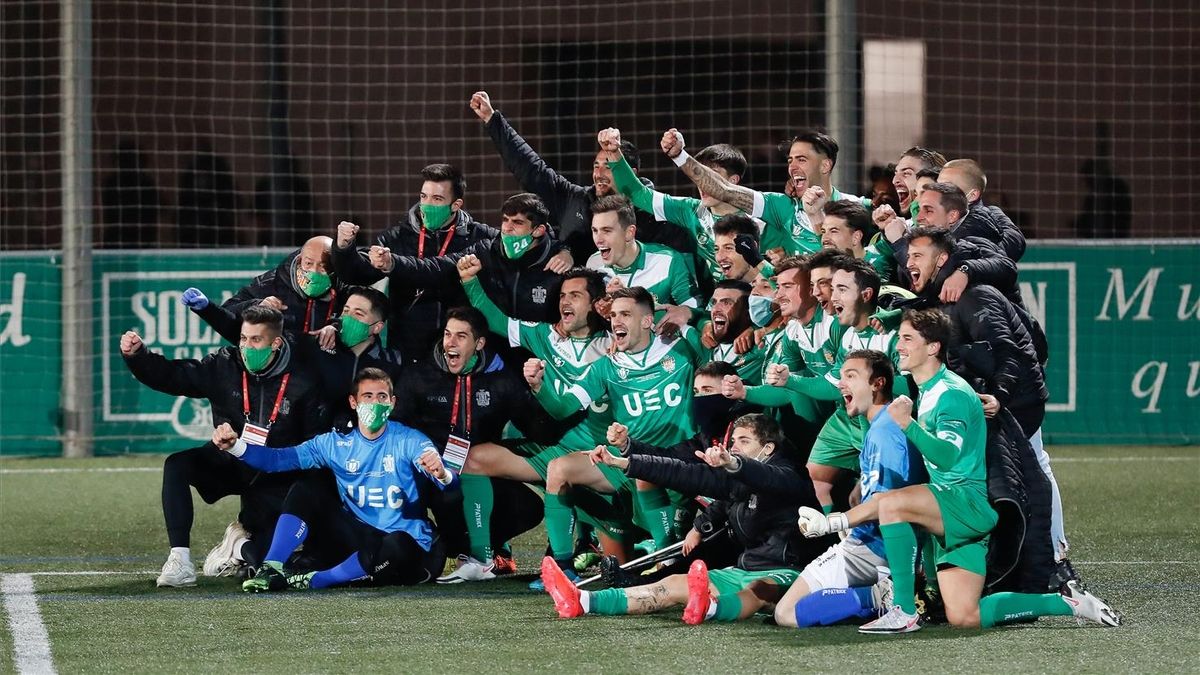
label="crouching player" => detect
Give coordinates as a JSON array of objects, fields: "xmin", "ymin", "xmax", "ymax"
[
  {"xmin": 540, "ymin": 414, "xmax": 831, "ymax": 624},
  {"xmin": 797, "ymin": 310, "xmax": 1120, "ymax": 632},
  {"xmin": 211, "ymin": 368, "xmax": 455, "ymax": 592},
  {"xmin": 773, "ymin": 349, "xmax": 925, "ymax": 627}
]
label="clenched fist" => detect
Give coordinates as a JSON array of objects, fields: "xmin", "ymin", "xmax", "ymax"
[
  {"xmin": 523, "ymin": 358, "xmax": 546, "ymax": 392},
  {"xmin": 336, "ymin": 221, "xmax": 360, "ymax": 248},
  {"xmin": 212, "ymin": 422, "xmax": 238, "ymax": 451},
  {"xmin": 469, "ymin": 91, "xmax": 495, "ymax": 123},
  {"xmin": 120, "ymin": 330, "xmax": 145, "ymax": 356},
  {"xmin": 457, "ymin": 254, "xmax": 482, "ymax": 282},
  {"xmin": 606, "ymin": 422, "xmax": 630, "ymax": 453},
  {"xmin": 764, "ymin": 363, "xmax": 791, "ymax": 387},
  {"xmin": 888, "ymin": 395, "xmax": 914, "ymax": 429},
  {"xmin": 720, "ymin": 374, "xmax": 746, "ymax": 400},
  {"xmin": 597, "ymin": 127, "xmax": 622, "ymax": 157},
  {"xmin": 368, "ymin": 245, "xmax": 394, "ymax": 273},
  {"xmin": 419, "ymin": 448, "xmax": 449, "ymax": 481},
  {"xmin": 661, "ymin": 128, "xmax": 685, "ymax": 159}
]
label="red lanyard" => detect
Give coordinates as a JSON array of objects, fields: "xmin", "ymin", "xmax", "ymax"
[
  {"xmin": 717, "ymin": 421, "xmax": 733, "ymax": 449},
  {"xmin": 242, "ymin": 372, "xmax": 291, "ymax": 425},
  {"xmin": 301, "ymin": 289, "xmax": 337, "ymax": 333},
  {"xmin": 418, "ymin": 227, "xmax": 456, "ymax": 259},
  {"xmin": 450, "ymin": 375, "xmax": 472, "ymax": 435}
]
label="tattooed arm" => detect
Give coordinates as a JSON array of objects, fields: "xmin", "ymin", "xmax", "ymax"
[{"xmin": 661, "ymin": 128, "xmax": 758, "ymax": 213}]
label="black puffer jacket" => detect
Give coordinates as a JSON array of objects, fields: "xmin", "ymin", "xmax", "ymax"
[
  {"xmin": 981, "ymin": 201, "xmax": 1026, "ymax": 262},
  {"xmin": 195, "ymin": 249, "xmax": 347, "ymax": 343},
  {"xmin": 122, "ymin": 340, "xmax": 327, "ymax": 446},
  {"xmin": 484, "ymin": 111, "xmax": 697, "ymax": 265},
  {"xmin": 331, "ymin": 206, "xmax": 497, "ymax": 357},
  {"xmin": 955, "ymin": 204, "xmax": 1027, "ymax": 263},
  {"xmin": 985, "ymin": 408, "xmax": 1055, "ymax": 594},
  {"xmin": 293, "ymin": 335, "xmax": 405, "ymax": 430},
  {"xmin": 625, "ymin": 445, "xmax": 832, "ymax": 571}
]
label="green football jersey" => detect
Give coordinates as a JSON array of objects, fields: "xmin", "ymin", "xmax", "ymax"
[
  {"xmin": 586, "ymin": 241, "xmax": 699, "ymax": 309},
  {"xmin": 756, "ymin": 187, "xmax": 873, "ymax": 256},
  {"xmin": 823, "ymin": 323, "xmax": 901, "ymax": 388},
  {"xmin": 781, "ymin": 306, "xmax": 842, "ymax": 379},
  {"xmin": 560, "ymin": 334, "xmax": 698, "ymax": 447},
  {"xmin": 704, "ymin": 339, "xmax": 767, "ymax": 386},
  {"xmin": 863, "ymin": 242, "xmax": 895, "ymax": 283},
  {"xmin": 909, "ymin": 365, "xmax": 988, "ymax": 490}
]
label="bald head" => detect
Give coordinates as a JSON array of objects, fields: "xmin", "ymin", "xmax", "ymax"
[
  {"xmin": 296, "ymin": 236, "xmax": 333, "ymax": 289},
  {"xmin": 939, "ymin": 159, "xmax": 987, "ymax": 204}
]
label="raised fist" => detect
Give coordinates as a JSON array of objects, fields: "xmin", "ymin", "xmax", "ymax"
[
  {"xmin": 764, "ymin": 363, "xmax": 790, "ymax": 387},
  {"xmin": 801, "ymin": 186, "xmax": 828, "ymax": 215},
  {"xmin": 523, "ymin": 358, "xmax": 546, "ymax": 392},
  {"xmin": 119, "ymin": 330, "xmax": 145, "ymax": 356},
  {"xmin": 368, "ymin": 245, "xmax": 394, "ymax": 273},
  {"xmin": 212, "ymin": 422, "xmax": 239, "ymax": 451},
  {"xmin": 606, "ymin": 422, "xmax": 630, "ymax": 452},
  {"xmin": 872, "ymin": 204, "xmax": 897, "ymax": 227},
  {"xmin": 888, "ymin": 395, "xmax": 914, "ymax": 429},
  {"xmin": 419, "ymin": 448, "xmax": 448, "ymax": 481},
  {"xmin": 180, "ymin": 287, "xmax": 209, "ymax": 311},
  {"xmin": 661, "ymin": 128, "xmax": 685, "ymax": 159},
  {"xmin": 720, "ymin": 374, "xmax": 746, "ymax": 400},
  {"xmin": 457, "ymin": 254, "xmax": 483, "ymax": 281},
  {"xmin": 597, "ymin": 127, "xmax": 622, "ymax": 157},
  {"xmin": 469, "ymin": 91, "xmax": 495, "ymax": 123},
  {"xmin": 336, "ymin": 221, "xmax": 360, "ymax": 248}
]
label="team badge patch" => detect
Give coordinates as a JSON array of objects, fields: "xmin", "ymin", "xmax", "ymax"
[
  {"xmin": 475, "ymin": 390, "xmax": 491, "ymax": 407},
  {"xmin": 532, "ymin": 286, "xmax": 547, "ymax": 304},
  {"xmin": 346, "ymin": 458, "xmax": 360, "ymax": 474},
  {"xmin": 383, "ymin": 454, "xmax": 395, "ymax": 473},
  {"xmin": 553, "ymin": 356, "xmax": 565, "ymax": 368},
  {"xmin": 617, "ymin": 367, "xmax": 629, "ymax": 380},
  {"xmin": 662, "ymin": 356, "xmax": 676, "ymax": 373}
]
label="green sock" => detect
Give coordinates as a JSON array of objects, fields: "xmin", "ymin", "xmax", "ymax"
[
  {"xmin": 635, "ymin": 488, "xmax": 674, "ymax": 550},
  {"xmin": 821, "ymin": 504, "xmax": 834, "ymax": 515},
  {"xmin": 921, "ymin": 535, "xmax": 940, "ymax": 592},
  {"xmin": 979, "ymin": 592, "xmax": 1072, "ymax": 629},
  {"xmin": 544, "ymin": 492, "xmax": 576, "ymax": 560},
  {"xmin": 459, "ymin": 474, "xmax": 494, "ymax": 561},
  {"xmin": 586, "ymin": 588, "xmax": 628, "ymax": 615},
  {"xmin": 713, "ymin": 593, "xmax": 743, "ymax": 622},
  {"xmin": 881, "ymin": 522, "xmax": 919, "ymax": 614}
]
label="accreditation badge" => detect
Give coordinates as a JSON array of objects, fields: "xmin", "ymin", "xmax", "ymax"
[
  {"xmin": 240, "ymin": 422, "xmax": 270, "ymax": 446},
  {"xmin": 442, "ymin": 433, "xmax": 471, "ymax": 471}
]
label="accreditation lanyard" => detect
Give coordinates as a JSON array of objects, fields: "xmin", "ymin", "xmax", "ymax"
[
  {"xmin": 715, "ymin": 421, "xmax": 733, "ymax": 450},
  {"xmin": 242, "ymin": 372, "xmax": 291, "ymax": 426},
  {"xmin": 301, "ymin": 289, "xmax": 337, "ymax": 333},
  {"xmin": 418, "ymin": 226, "xmax": 456, "ymax": 259},
  {"xmin": 450, "ymin": 375, "xmax": 473, "ymax": 436}
]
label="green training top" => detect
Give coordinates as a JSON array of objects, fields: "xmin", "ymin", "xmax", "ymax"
[
  {"xmin": 905, "ymin": 364, "xmax": 988, "ymax": 491},
  {"xmin": 586, "ymin": 240, "xmax": 699, "ymax": 309}
]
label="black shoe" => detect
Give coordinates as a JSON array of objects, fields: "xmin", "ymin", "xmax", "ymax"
[
  {"xmin": 242, "ymin": 562, "xmax": 288, "ymax": 593},
  {"xmin": 1049, "ymin": 558, "xmax": 1084, "ymax": 592},
  {"xmin": 599, "ymin": 555, "xmax": 638, "ymax": 589}
]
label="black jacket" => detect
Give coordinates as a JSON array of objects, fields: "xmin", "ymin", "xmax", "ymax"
[
  {"xmin": 955, "ymin": 204, "xmax": 1026, "ymax": 263},
  {"xmin": 625, "ymin": 444, "xmax": 832, "ymax": 572},
  {"xmin": 391, "ymin": 345, "xmax": 556, "ymax": 451},
  {"xmin": 979, "ymin": 201, "xmax": 1027, "ymax": 262},
  {"xmin": 294, "ymin": 336, "xmax": 405, "ymax": 430},
  {"xmin": 985, "ymin": 408, "xmax": 1055, "ymax": 594},
  {"xmin": 484, "ymin": 111, "xmax": 697, "ymax": 265},
  {"xmin": 122, "ymin": 340, "xmax": 327, "ymax": 447},
  {"xmin": 196, "ymin": 250, "xmax": 347, "ymax": 343},
  {"xmin": 331, "ymin": 206, "xmax": 498, "ymax": 357}
]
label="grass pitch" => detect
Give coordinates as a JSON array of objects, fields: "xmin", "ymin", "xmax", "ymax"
[{"xmin": 1, "ymin": 445, "xmax": 1197, "ymax": 673}]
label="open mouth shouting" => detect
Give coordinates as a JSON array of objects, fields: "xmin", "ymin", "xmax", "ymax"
[
  {"xmin": 612, "ymin": 325, "xmax": 630, "ymax": 349},
  {"xmin": 444, "ymin": 348, "xmax": 463, "ymax": 371},
  {"xmin": 597, "ymin": 245, "xmax": 613, "ymax": 263},
  {"xmin": 791, "ymin": 172, "xmax": 808, "ymax": 193}
]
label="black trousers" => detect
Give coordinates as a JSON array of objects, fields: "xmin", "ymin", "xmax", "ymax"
[
  {"xmin": 425, "ymin": 477, "xmax": 544, "ymax": 559},
  {"xmin": 160, "ymin": 442, "xmax": 311, "ymax": 564},
  {"xmin": 281, "ymin": 473, "xmax": 444, "ymax": 585}
]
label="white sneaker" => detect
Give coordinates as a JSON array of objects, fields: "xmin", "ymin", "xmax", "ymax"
[
  {"xmin": 858, "ymin": 604, "xmax": 923, "ymax": 634},
  {"xmin": 436, "ymin": 554, "xmax": 496, "ymax": 584},
  {"xmin": 203, "ymin": 521, "xmax": 250, "ymax": 577},
  {"xmin": 156, "ymin": 551, "xmax": 197, "ymax": 588},
  {"xmin": 1061, "ymin": 580, "xmax": 1121, "ymax": 626},
  {"xmin": 870, "ymin": 576, "xmax": 895, "ymax": 613}
]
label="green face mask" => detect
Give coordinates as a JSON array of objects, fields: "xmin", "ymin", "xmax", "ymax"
[
  {"xmin": 501, "ymin": 232, "xmax": 535, "ymax": 259},
  {"xmin": 339, "ymin": 314, "xmax": 374, "ymax": 348},
  {"xmin": 298, "ymin": 269, "xmax": 331, "ymax": 298},
  {"xmin": 419, "ymin": 203, "xmax": 453, "ymax": 231},
  {"xmin": 241, "ymin": 344, "xmax": 276, "ymax": 373},
  {"xmin": 355, "ymin": 401, "xmax": 393, "ymax": 433}
]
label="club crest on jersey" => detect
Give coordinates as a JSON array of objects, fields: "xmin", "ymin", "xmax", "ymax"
[
  {"xmin": 531, "ymin": 286, "xmax": 547, "ymax": 304},
  {"xmin": 346, "ymin": 458, "xmax": 360, "ymax": 474},
  {"xmin": 278, "ymin": 398, "xmax": 291, "ymax": 416},
  {"xmin": 475, "ymin": 390, "xmax": 491, "ymax": 407},
  {"xmin": 383, "ymin": 454, "xmax": 395, "ymax": 474},
  {"xmin": 617, "ymin": 367, "xmax": 630, "ymax": 380},
  {"xmin": 662, "ymin": 356, "xmax": 676, "ymax": 373},
  {"xmin": 553, "ymin": 356, "xmax": 565, "ymax": 368}
]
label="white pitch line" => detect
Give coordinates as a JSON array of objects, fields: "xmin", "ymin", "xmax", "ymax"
[
  {"xmin": 1051, "ymin": 456, "xmax": 1196, "ymax": 463},
  {"xmin": 1, "ymin": 574, "xmax": 56, "ymax": 675},
  {"xmin": 0, "ymin": 467, "xmax": 161, "ymax": 475},
  {"xmin": 24, "ymin": 572, "xmax": 156, "ymax": 576}
]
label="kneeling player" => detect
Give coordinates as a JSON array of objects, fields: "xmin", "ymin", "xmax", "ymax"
[
  {"xmin": 797, "ymin": 310, "xmax": 1120, "ymax": 632},
  {"xmin": 211, "ymin": 368, "xmax": 455, "ymax": 592},
  {"xmin": 540, "ymin": 414, "xmax": 830, "ymax": 624},
  {"xmin": 773, "ymin": 349, "xmax": 925, "ymax": 627}
]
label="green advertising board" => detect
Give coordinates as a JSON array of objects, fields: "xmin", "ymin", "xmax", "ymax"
[{"xmin": 0, "ymin": 243, "xmax": 1196, "ymax": 455}]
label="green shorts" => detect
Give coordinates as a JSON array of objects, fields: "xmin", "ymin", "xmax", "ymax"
[
  {"xmin": 515, "ymin": 441, "xmax": 575, "ymax": 482},
  {"xmin": 929, "ymin": 482, "xmax": 999, "ymax": 577},
  {"xmin": 808, "ymin": 407, "xmax": 864, "ymax": 471},
  {"xmin": 708, "ymin": 567, "xmax": 800, "ymax": 597}
]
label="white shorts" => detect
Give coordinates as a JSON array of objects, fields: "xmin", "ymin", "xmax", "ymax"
[{"xmin": 798, "ymin": 537, "xmax": 888, "ymax": 592}]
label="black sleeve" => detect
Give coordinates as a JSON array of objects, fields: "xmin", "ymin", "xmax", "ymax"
[
  {"xmin": 122, "ymin": 349, "xmax": 214, "ymax": 399},
  {"xmin": 627, "ymin": 436, "xmax": 702, "ymax": 463},
  {"xmin": 956, "ymin": 240, "xmax": 1017, "ymax": 291},
  {"xmin": 484, "ymin": 111, "xmax": 587, "ymax": 228},
  {"xmin": 193, "ymin": 303, "xmax": 241, "ymax": 345},
  {"xmin": 730, "ymin": 457, "xmax": 816, "ymax": 500},
  {"xmin": 385, "ymin": 249, "xmax": 467, "ymax": 286},
  {"xmin": 989, "ymin": 206, "xmax": 1026, "ymax": 262},
  {"xmin": 390, "ymin": 368, "xmax": 421, "ymax": 428},
  {"xmin": 958, "ymin": 288, "xmax": 1024, "ymax": 405},
  {"xmin": 331, "ymin": 244, "xmax": 386, "ymax": 285},
  {"xmin": 625, "ymin": 454, "xmax": 733, "ymax": 497}
]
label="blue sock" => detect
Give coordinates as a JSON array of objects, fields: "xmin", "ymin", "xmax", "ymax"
[
  {"xmin": 311, "ymin": 553, "xmax": 368, "ymax": 589},
  {"xmin": 793, "ymin": 587, "xmax": 877, "ymax": 627},
  {"xmin": 264, "ymin": 513, "xmax": 308, "ymax": 563}
]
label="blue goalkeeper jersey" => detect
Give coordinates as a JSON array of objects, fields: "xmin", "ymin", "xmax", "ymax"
[
  {"xmin": 239, "ymin": 421, "xmax": 454, "ymax": 551},
  {"xmin": 852, "ymin": 403, "xmax": 928, "ymax": 557}
]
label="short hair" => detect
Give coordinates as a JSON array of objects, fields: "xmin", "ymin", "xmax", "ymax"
[
  {"xmin": 562, "ymin": 267, "xmax": 608, "ymax": 303},
  {"xmin": 346, "ymin": 286, "xmax": 389, "ymax": 321},
  {"xmin": 923, "ymin": 182, "xmax": 969, "ymax": 218},
  {"xmin": 905, "ymin": 225, "xmax": 958, "ymax": 255},
  {"xmin": 714, "ymin": 279, "xmax": 752, "ymax": 295},
  {"xmin": 915, "ymin": 167, "xmax": 941, "ymax": 183},
  {"xmin": 845, "ymin": 349, "xmax": 895, "ymax": 401},
  {"xmin": 501, "ymin": 192, "xmax": 550, "ymax": 226},
  {"xmin": 782, "ymin": 130, "xmax": 840, "ymax": 167},
  {"xmin": 807, "ymin": 249, "xmax": 851, "ymax": 271},
  {"xmin": 695, "ymin": 144, "xmax": 748, "ymax": 178},
  {"xmin": 942, "ymin": 158, "xmax": 988, "ymax": 193},
  {"xmin": 444, "ymin": 306, "xmax": 488, "ymax": 340},
  {"xmin": 591, "ymin": 194, "xmax": 636, "ymax": 228},
  {"xmin": 609, "ymin": 286, "xmax": 655, "ymax": 314},
  {"xmin": 831, "ymin": 256, "xmax": 881, "ymax": 303},
  {"xmin": 352, "ymin": 367, "xmax": 394, "ymax": 395},
  {"xmin": 619, "ymin": 140, "xmax": 641, "ymax": 171},
  {"xmin": 713, "ymin": 213, "xmax": 759, "ymax": 240},
  {"xmin": 696, "ymin": 360, "xmax": 739, "ymax": 379},
  {"xmin": 241, "ymin": 305, "xmax": 284, "ymax": 336},
  {"xmin": 420, "ymin": 164, "xmax": 466, "ymax": 201},
  {"xmin": 731, "ymin": 412, "xmax": 784, "ymax": 447},
  {"xmin": 900, "ymin": 147, "xmax": 948, "ymax": 172},
  {"xmin": 902, "ymin": 308, "xmax": 953, "ymax": 360},
  {"xmin": 823, "ymin": 200, "xmax": 873, "ymax": 235},
  {"xmin": 773, "ymin": 254, "xmax": 812, "ymax": 280}
]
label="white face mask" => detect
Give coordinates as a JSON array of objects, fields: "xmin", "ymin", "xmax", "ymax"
[{"xmin": 748, "ymin": 295, "xmax": 775, "ymax": 327}]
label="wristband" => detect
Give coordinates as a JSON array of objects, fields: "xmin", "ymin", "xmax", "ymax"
[
  {"xmin": 438, "ymin": 468, "xmax": 455, "ymax": 486},
  {"xmin": 229, "ymin": 439, "xmax": 247, "ymax": 458},
  {"xmin": 828, "ymin": 512, "xmax": 849, "ymax": 533},
  {"xmin": 672, "ymin": 149, "xmax": 691, "ymax": 167}
]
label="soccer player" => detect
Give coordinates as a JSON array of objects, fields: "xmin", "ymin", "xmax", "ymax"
[
  {"xmin": 541, "ymin": 414, "xmax": 829, "ymax": 624},
  {"xmin": 700, "ymin": 280, "xmax": 765, "ymax": 385},
  {"xmin": 454, "ymin": 256, "xmax": 618, "ymax": 582},
  {"xmin": 890, "ymin": 146, "xmax": 948, "ymax": 222},
  {"xmin": 773, "ymin": 350, "xmax": 926, "ymax": 628},
  {"xmin": 527, "ymin": 287, "xmax": 700, "ymax": 554},
  {"xmin": 797, "ymin": 310, "xmax": 1121, "ymax": 633},
  {"xmin": 713, "ymin": 214, "xmax": 774, "ymax": 284},
  {"xmin": 821, "ymin": 200, "xmax": 894, "ymax": 282},
  {"xmin": 211, "ymin": 368, "xmax": 454, "ymax": 591}
]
